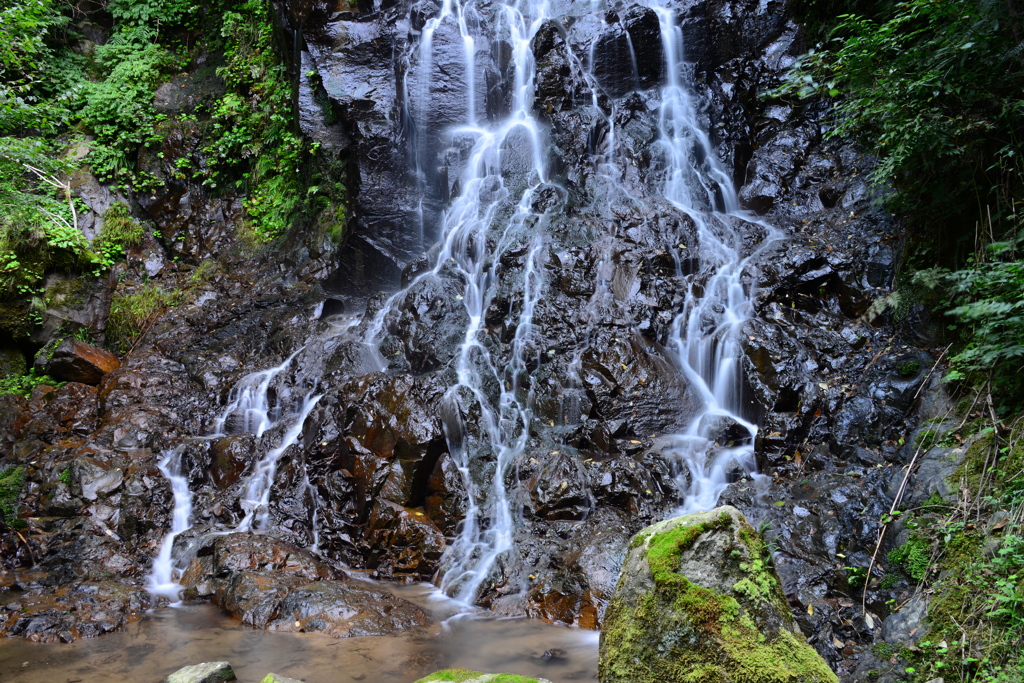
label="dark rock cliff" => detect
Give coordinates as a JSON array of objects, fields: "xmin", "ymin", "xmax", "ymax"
[{"xmin": 0, "ymin": 2, "xmax": 947, "ymax": 681}]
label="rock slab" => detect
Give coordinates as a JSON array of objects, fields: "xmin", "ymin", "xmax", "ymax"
[
  {"xmin": 36, "ymin": 339, "xmax": 120, "ymax": 384},
  {"xmin": 163, "ymin": 661, "xmax": 236, "ymax": 683},
  {"xmin": 599, "ymin": 506, "xmax": 838, "ymax": 683}
]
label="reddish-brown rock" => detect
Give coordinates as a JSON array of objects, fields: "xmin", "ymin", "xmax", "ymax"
[{"xmin": 38, "ymin": 339, "xmax": 120, "ymax": 385}]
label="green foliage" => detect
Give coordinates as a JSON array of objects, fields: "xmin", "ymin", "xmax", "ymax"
[
  {"xmin": 0, "ymin": 137, "xmax": 97, "ymax": 299},
  {"xmin": 889, "ymin": 533, "xmax": 934, "ymax": 582},
  {"xmin": 0, "ymin": 465, "xmax": 25, "ymax": 529},
  {"xmin": 777, "ymin": 0, "xmax": 1024, "ymax": 233},
  {"xmin": 79, "ymin": 7, "xmax": 182, "ymax": 185},
  {"xmin": 916, "ymin": 227, "xmax": 1024, "ymax": 410},
  {"xmin": 107, "ymin": 282, "xmax": 180, "ymax": 353},
  {"xmin": 202, "ymin": 0, "xmax": 305, "ymax": 242},
  {"xmin": 0, "ymin": 368, "xmax": 61, "ymax": 398},
  {"xmin": 776, "ymin": 0, "xmax": 1024, "ymax": 409}
]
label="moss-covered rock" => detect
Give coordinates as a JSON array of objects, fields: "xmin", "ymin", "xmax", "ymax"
[
  {"xmin": 599, "ymin": 506, "xmax": 838, "ymax": 683},
  {"xmin": 413, "ymin": 669, "xmax": 551, "ymax": 683}
]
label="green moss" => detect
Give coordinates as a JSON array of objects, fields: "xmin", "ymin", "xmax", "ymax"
[
  {"xmin": 0, "ymin": 300, "xmax": 35, "ymax": 339},
  {"xmin": 888, "ymin": 533, "xmax": 934, "ymax": 582},
  {"xmin": 915, "ymin": 428, "xmax": 938, "ymax": 450},
  {"xmin": 0, "ymin": 466, "xmax": 25, "ymax": 529},
  {"xmin": 42, "ymin": 277, "xmax": 91, "ymax": 311},
  {"xmin": 602, "ymin": 510, "xmax": 838, "ymax": 683},
  {"xmin": 896, "ymin": 360, "xmax": 921, "ymax": 377},
  {"xmin": 413, "ymin": 670, "xmax": 541, "ymax": 683},
  {"xmin": 107, "ymin": 282, "xmax": 180, "ymax": 354},
  {"xmin": 97, "ymin": 202, "xmax": 144, "ymax": 251}
]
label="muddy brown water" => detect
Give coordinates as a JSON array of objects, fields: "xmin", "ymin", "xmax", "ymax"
[{"xmin": 0, "ymin": 583, "xmax": 599, "ymax": 683}]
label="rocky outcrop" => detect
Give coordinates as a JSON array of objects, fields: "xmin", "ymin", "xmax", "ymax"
[
  {"xmin": 599, "ymin": 506, "xmax": 838, "ymax": 683},
  {"xmin": 174, "ymin": 532, "xmax": 432, "ymax": 636},
  {"xmin": 0, "ymin": 2, "xmax": 940, "ymax": 679},
  {"xmin": 36, "ymin": 339, "xmax": 120, "ymax": 385}
]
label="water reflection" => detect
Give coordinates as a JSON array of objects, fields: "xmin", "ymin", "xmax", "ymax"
[{"xmin": 0, "ymin": 584, "xmax": 598, "ymax": 683}]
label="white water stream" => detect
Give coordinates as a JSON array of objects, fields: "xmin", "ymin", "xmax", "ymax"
[
  {"xmin": 395, "ymin": 0, "xmax": 774, "ymax": 603},
  {"xmin": 148, "ymin": 0, "xmax": 774, "ymax": 613},
  {"xmin": 147, "ymin": 446, "xmax": 194, "ymax": 603}
]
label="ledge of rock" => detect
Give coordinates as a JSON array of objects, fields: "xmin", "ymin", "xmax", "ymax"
[
  {"xmin": 35, "ymin": 339, "xmax": 120, "ymax": 384},
  {"xmin": 599, "ymin": 505, "xmax": 838, "ymax": 683}
]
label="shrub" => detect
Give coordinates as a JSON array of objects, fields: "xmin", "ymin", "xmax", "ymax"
[
  {"xmin": 107, "ymin": 282, "xmax": 179, "ymax": 353},
  {"xmin": 0, "ymin": 465, "xmax": 25, "ymax": 529}
]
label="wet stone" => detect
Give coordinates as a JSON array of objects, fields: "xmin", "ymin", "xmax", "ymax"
[
  {"xmin": 163, "ymin": 661, "xmax": 237, "ymax": 683},
  {"xmin": 36, "ymin": 339, "xmax": 120, "ymax": 385}
]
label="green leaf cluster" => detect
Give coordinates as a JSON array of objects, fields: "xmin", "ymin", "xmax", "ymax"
[
  {"xmin": 0, "ymin": 465, "xmax": 25, "ymax": 529},
  {"xmin": 776, "ymin": 0, "xmax": 1024, "ymax": 408},
  {"xmin": 201, "ymin": 0, "xmax": 305, "ymax": 242},
  {"xmin": 0, "ymin": 368, "xmax": 61, "ymax": 398}
]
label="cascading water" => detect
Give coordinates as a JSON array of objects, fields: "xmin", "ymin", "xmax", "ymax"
[
  {"xmin": 146, "ymin": 323, "xmax": 350, "ymax": 598},
  {"xmin": 376, "ymin": 0, "xmax": 554, "ymax": 603},
  {"xmin": 148, "ymin": 0, "xmax": 775, "ymax": 613},
  {"xmin": 148, "ymin": 446, "xmax": 194, "ymax": 602},
  {"xmin": 650, "ymin": 5, "xmax": 777, "ymax": 513},
  {"xmin": 389, "ymin": 0, "xmax": 775, "ymax": 604}
]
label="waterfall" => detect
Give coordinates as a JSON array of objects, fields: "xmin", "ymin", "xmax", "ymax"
[
  {"xmin": 651, "ymin": 5, "xmax": 776, "ymax": 513},
  {"xmin": 147, "ymin": 446, "xmax": 194, "ymax": 603},
  {"xmin": 382, "ymin": 0, "xmax": 553, "ymax": 603},
  {"xmin": 147, "ymin": 0, "xmax": 775, "ymax": 612},
  {"xmin": 392, "ymin": 0, "xmax": 774, "ymax": 603}
]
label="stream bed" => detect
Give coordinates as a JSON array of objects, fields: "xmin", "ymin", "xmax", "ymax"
[{"xmin": 0, "ymin": 583, "xmax": 598, "ymax": 683}]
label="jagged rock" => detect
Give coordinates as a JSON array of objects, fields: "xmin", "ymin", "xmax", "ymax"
[
  {"xmin": 879, "ymin": 595, "xmax": 928, "ymax": 646},
  {"xmin": 1, "ymin": 580, "xmax": 148, "ymax": 643},
  {"xmin": 362, "ymin": 499, "xmax": 446, "ymax": 580},
  {"xmin": 35, "ymin": 339, "xmax": 120, "ymax": 385},
  {"xmin": 71, "ymin": 455, "xmax": 124, "ymax": 501},
  {"xmin": 599, "ymin": 506, "xmax": 838, "ymax": 683},
  {"xmin": 163, "ymin": 661, "xmax": 237, "ymax": 683}
]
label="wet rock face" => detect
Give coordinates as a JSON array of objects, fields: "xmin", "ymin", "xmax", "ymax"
[
  {"xmin": 1, "ymin": 1, "xmax": 926, "ymax": 671},
  {"xmin": 173, "ymin": 533, "xmax": 431, "ymax": 637}
]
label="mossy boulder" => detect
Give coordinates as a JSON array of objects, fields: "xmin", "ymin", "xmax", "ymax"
[
  {"xmin": 413, "ymin": 669, "xmax": 551, "ymax": 683},
  {"xmin": 598, "ymin": 506, "xmax": 838, "ymax": 683}
]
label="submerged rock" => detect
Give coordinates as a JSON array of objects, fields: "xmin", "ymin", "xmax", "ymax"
[
  {"xmin": 163, "ymin": 661, "xmax": 236, "ymax": 683},
  {"xmin": 599, "ymin": 506, "xmax": 838, "ymax": 683},
  {"xmin": 414, "ymin": 670, "xmax": 552, "ymax": 683}
]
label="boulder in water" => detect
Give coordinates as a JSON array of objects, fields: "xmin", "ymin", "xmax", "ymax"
[
  {"xmin": 599, "ymin": 505, "xmax": 838, "ymax": 683},
  {"xmin": 260, "ymin": 675, "xmax": 303, "ymax": 683},
  {"xmin": 414, "ymin": 670, "xmax": 552, "ymax": 683}
]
